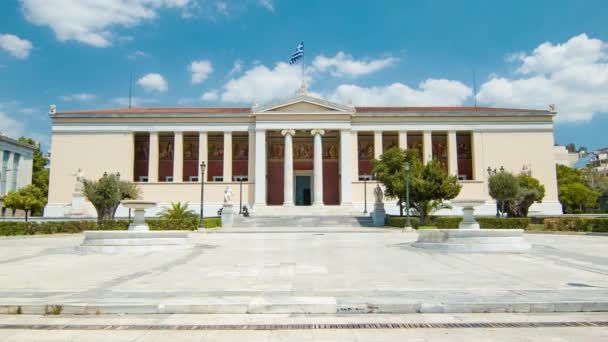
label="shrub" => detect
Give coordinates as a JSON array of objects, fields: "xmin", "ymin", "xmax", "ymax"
[
  {"xmin": 0, "ymin": 217, "xmax": 223, "ymax": 236},
  {"xmin": 544, "ymin": 217, "xmax": 608, "ymax": 232},
  {"xmin": 203, "ymin": 217, "xmax": 222, "ymax": 228},
  {"xmin": 477, "ymin": 217, "xmax": 530, "ymax": 229},
  {"xmin": 385, "ymin": 216, "xmax": 420, "ymax": 229},
  {"xmin": 434, "ymin": 217, "xmax": 529, "ymax": 229},
  {"xmin": 434, "ymin": 217, "xmax": 461, "ymax": 229}
]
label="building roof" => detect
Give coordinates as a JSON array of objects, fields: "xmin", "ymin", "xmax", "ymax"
[
  {"xmin": 56, "ymin": 106, "xmax": 553, "ymax": 115},
  {"xmin": 0, "ymin": 135, "xmax": 37, "ymax": 151}
]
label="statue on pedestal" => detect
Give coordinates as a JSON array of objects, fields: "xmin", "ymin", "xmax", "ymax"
[
  {"xmin": 223, "ymin": 186, "xmax": 233, "ymax": 205},
  {"xmin": 66, "ymin": 168, "xmax": 86, "ymax": 217},
  {"xmin": 221, "ymin": 186, "xmax": 235, "ymax": 228},
  {"xmin": 72, "ymin": 168, "xmax": 85, "ymax": 194},
  {"xmin": 371, "ymin": 184, "xmax": 386, "ymax": 227}
]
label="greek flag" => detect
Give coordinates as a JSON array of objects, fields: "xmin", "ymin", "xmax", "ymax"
[
  {"xmin": 590, "ymin": 152, "xmax": 599, "ymax": 161},
  {"xmin": 290, "ymin": 42, "xmax": 304, "ymax": 64}
]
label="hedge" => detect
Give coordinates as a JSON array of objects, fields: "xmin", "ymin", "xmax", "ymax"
[
  {"xmin": 544, "ymin": 217, "xmax": 608, "ymax": 233},
  {"xmin": 385, "ymin": 216, "xmax": 420, "ymax": 229},
  {"xmin": 0, "ymin": 218, "xmax": 222, "ymax": 236},
  {"xmin": 434, "ymin": 217, "xmax": 530, "ymax": 229}
]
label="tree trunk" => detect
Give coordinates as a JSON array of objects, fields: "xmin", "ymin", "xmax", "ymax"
[
  {"xmin": 398, "ymin": 197, "xmax": 403, "ymax": 217},
  {"xmin": 24, "ymin": 210, "xmax": 29, "ymax": 222}
]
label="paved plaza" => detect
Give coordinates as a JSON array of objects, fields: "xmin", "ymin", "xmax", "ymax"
[{"xmin": 0, "ymin": 227, "xmax": 607, "ymax": 315}]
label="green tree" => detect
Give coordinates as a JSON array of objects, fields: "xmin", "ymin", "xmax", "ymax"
[
  {"xmin": 18, "ymin": 137, "xmax": 50, "ymax": 198},
  {"xmin": 559, "ymin": 182, "xmax": 599, "ymax": 213},
  {"xmin": 373, "ymin": 147, "xmax": 461, "ymax": 224},
  {"xmin": 157, "ymin": 202, "xmax": 198, "ymax": 220},
  {"xmin": 488, "ymin": 171, "xmax": 520, "ymax": 215},
  {"xmin": 503, "ymin": 174, "xmax": 546, "ymax": 217},
  {"xmin": 3, "ymin": 185, "xmax": 47, "ymax": 221},
  {"xmin": 557, "ymin": 165, "xmax": 599, "ymax": 213},
  {"xmin": 83, "ymin": 173, "xmax": 140, "ymax": 223}
]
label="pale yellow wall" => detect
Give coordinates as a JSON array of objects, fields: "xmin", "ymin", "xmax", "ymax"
[
  {"xmin": 478, "ymin": 131, "xmax": 558, "ymax": 201},
  {"xmin": 48, "ymin": 133, "xmax": 134, "ymax": 203},
  {"xmin": 138, "ymin": 182, "xmax": 253, "ymax": 205}
]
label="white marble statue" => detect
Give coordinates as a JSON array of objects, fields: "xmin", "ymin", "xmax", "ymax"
[
  {"xmin": 72, "ymin": 168, "xmax": 85, "ymax": 193},
  {"xmin": 223, "ymin": 186, "xmax": 234, "ymax": 204},
  {"xmin": 374, "ymin": 184, "xmax": 383, "ymax": 204}
]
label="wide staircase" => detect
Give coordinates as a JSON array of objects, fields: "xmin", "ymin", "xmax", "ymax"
[{"xmin": 232, "ymin": 215, "xmax": 374, "ymax": 228}]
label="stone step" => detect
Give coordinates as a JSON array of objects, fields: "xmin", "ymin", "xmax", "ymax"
[{"xmin": 232, "ymin": 215, "xmax": 374, "ymax": 228}]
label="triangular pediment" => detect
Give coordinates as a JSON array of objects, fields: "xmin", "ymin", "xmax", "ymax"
[{"xmin": 252, "ymin": 95, "xmax": 355, "ymax": 115}]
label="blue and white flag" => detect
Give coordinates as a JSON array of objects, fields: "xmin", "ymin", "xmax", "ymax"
[
  {"xmin": 290, "ymin": 42, "xmax": 304, "ymax": 64},
  {"xmin": 590, "ymin": 152, "xmax": 599, "ymax": 161}
]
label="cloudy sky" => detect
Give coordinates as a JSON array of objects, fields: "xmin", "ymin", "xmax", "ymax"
[{"xmin": 0, "ymin": 0, "xmax": 607, "ymax": 152}]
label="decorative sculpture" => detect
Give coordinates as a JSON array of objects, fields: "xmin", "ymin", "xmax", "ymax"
[
  {"xmin": 374, "ymin": 184, "xmax": 383, "ymax": 203},
  {"xmin": 223, "ymin": 186, "xmax": 234, "ymax": 204},
  {"xmin": 72, "ymin": 168, "xmax": 85, "ymax": 193}
]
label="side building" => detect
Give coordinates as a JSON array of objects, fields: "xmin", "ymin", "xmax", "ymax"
[
  {"xmin": 44, "ymin": 94, "xmax": 562, "ymax": 218},
  {"xmin": 0, "ymin": 135, "xmax": 36, "ymax": 217}
]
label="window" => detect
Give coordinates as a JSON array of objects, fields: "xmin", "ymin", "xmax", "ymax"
[
  {"xmin": 189, "ymin": 176, "xmax": 199, "ymax": 182},
  {"xmin": 11, "ymin": 154, "xmax": 19, "ymax": 192},
  {"xmin": 138, "ymin": 176, "xmax": 149, "ymax": 182},
  {"xmin": 233, "ymin": 175, "xmax": 248, "ymax": 182},
  {"xmin": 165, "ymin": 176, "xmax": 174, "ymax": 182},
  {"xmin": 358, "ymin": 175, "xmax": 373, "ymax": 181},
  {"xmin": 212, "ymin": 176, "xmax": 224, "ymax": 182},
  {"xmin": 1, "ymin": 151, "xmax": 9, "ymax": 195}
]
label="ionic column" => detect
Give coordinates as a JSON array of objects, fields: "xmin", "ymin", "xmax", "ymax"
[
  {"xmin": 248, "ymin": 130, "xmax": 255, "ymax": 181},
  {"xmin": 340, "ymin": 130, "xmax": 352, "ymax": 206},
  {"xmin": 398, "ymin": 131, "xmax": 408, "ymax": 150},
  {"xmin": 448, "ymin": 131, "xmax": 458, "ymax": 176},
  {"xmin": 282, "ymin": 129, "xmax": 295, "ymax": 206},
  {"xmin": 173, "ymin": 131, "xmax": 183, "ymax": 182},
  {"xmin": 223, "ymin": 131, "xmax": 232, "ymax": 182},
  {"xmin": 373, "ymin": 131, "xmax": 382, "ymax": 159},
  {"xmin": 198, "ymin": 132, "xmax": 208, "ymax": 182},
  {"xmin": 148, "ymin": 132, "xmax": 159, "ymax": 182},
  {"xmin": 311, "ymin": 129, "xmax": 325, "ymax": 206},
  {"xmin": 351, "ymin": 131, "xmax": 359, "ymax": 181},
  {"xmin": 253, "ymin": 129, "xmax": 266, "ymax": 207},
  {"xmin": 423, "ymin": 131, "xmax": 432, "ymax": 164},
  {"xmin": 472, "ymin": 132, "xmax": 483, "ymax": 181}
]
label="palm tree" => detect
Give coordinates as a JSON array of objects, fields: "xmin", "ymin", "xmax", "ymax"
[{"xmin": 157, "ymin": 202, "xmax": 198, "ymax": 220}]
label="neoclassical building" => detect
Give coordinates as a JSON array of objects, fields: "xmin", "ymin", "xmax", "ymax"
[{"xmin": 44, "ymin": 91, "xmax": 562, "ymax": 217}]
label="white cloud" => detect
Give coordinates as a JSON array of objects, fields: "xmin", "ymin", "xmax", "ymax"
[
  {"xmin": 215, "ymin": 1, "xmax": 228, "ymax": 15},
  {"xmin": 111, "ymin": 96, "xmax": 157, "ymax": 107},
  {"xmin": 227, "ymin": 59, "xmax": 243, "ymax": 77},
  {"xmin": 59, "ymin": 93, "xmax": 97, "ymax": 102},
  {"xmin": 0, "ymin": 112, "xmax": 24, "ymax": 138},
  {"xmin": 0, "ymin": 34, "xmax": 33, "ymax": 59},
  {"xmin": 312, "ymin": 52, "xmax": 399, "ymax": 77},
  {"xmin": 258, "ymin": 0, "xmax": 273, "ymax": 11},
  {"xmin": 329, "ymin": 79, "xmax": 472, "ymax": 106},
  {"xmin": 137, "ymin": 73, "xmax": 168, "ymax": 92},
  {"xmin": 220, "ymin": 62, "xmax": 306, "ymax": 103},
  {"xmin": 127, "ymin": 50, "xmax": 150, "ymax": 60},
  {"xmin": 477, "ymin": 33, "xmax": 608, "ymax": 122},
  {"xmin": 201, "ymin": 90, "xmax": 219, "ymax": 101},
  {"xmin": 189, "ymin": 60, "xmax": 213, "ymax": 84},
  {"xmin": 19, "ymin": 0, "xmax": 193, "ymax": 47}
]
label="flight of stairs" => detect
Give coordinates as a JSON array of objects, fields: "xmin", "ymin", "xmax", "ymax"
[{"xmin": 232, "ymin": 215, "xmax": 374, "ymax": 228}]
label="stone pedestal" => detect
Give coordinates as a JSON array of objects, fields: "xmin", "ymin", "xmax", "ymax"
[
  {"xmin": 412, "ymin": 200, "xmax": 531, "ymax": 253},
  {"xmin": 371, "ymin": 203, "xmax": 386, "ymax": 227},
  {"xmin": 81, "ymin": 200, "xmax": 189, "ymax": 253},
  {"xmin": 66, "ymin": 193, "xmax": 86, "ymax": 217},
  {"xmin": 221, "ymin": 204, "xmax": 235, "ymax": 228}
]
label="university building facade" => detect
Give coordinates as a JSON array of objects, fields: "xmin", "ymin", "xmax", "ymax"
[{"xmin": 44, "ymin": 93, "xmax": 562, "ymax": 217}]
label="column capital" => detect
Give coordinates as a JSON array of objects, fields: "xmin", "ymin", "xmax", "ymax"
[
  {"xmin": 281, "ymin": 129, "xmax": 296, "ymax": 136},
  {"xmin": 311, "ymin": 129, "xmax": 325, "ymax": 136}
]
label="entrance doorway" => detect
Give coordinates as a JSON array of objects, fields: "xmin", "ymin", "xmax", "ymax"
[{"xmin": 295, "ymin": 175, "xmax": 311, "ymax": 206}]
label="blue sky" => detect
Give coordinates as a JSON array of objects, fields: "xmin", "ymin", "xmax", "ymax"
[{"xmin": 0, "ymin": 0, "xmax": 607, "ymax": 152}]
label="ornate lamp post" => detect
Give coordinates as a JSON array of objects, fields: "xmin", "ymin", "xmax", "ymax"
[
  {"xmin": 237, "ymin": 176, "xmax": 244, "ymax": 214},
  {"xmin": 198, "ymin": 161, "xmax": 206, "ymax": 230},
  {"xmin": 363, "ymin": 176, "xmax": 368, "ymax": 214},
  {"xmin": 404, "ymin": 161, "xmax": 412, "ymax": 229}
]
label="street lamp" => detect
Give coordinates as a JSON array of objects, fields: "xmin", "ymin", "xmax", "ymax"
[
  {"xmin": 363, "ymin": 175, "xmax": 368, "ymax": 214},
  {"xmin": 237, "ymin": 176, "xmax": 244, "ymax": 214},
  {"xmin": 198, "ymin": 161, "xmax": 206, "ymax": 230},
  {"xmin": 404, "ymin": 161, "xmax": 412, "ymax": 230}
]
